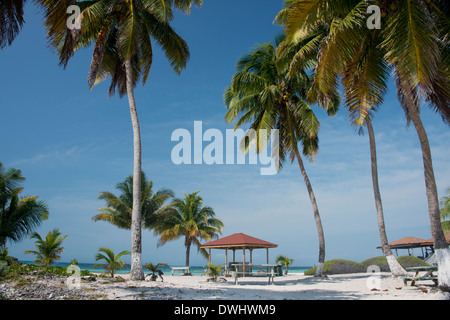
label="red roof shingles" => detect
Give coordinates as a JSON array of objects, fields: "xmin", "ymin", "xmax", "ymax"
[{"xmin": 201, "ymin": 233, "xmax": 277, "ymax": 248}]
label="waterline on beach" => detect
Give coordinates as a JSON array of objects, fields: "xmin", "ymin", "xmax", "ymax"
[{"xmin": 19, "ymin": 261, "xmax": 312, "ymax": 276}]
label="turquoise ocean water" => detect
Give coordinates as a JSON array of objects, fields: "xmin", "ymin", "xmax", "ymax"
[{"xmin": 20, "ymin": 261, "xmax": 312, "ymax": 276}]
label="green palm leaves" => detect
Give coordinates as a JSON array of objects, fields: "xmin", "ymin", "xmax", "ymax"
[
  {"xmin": 0, "ymin": 163, "xmax": 49, "ymax": 248},
  {"xmin": 281, "ymin": 0, "xmax": 449, "ymax": 126},
  {"xmin": 41, "ymin": 0, "xmax": 196, "ymax": 95},
  {"xmin": 224, "ymin": 36, "xmax": 324, "ymax": 165},
  {"xmin": 224, "ymin": 36, "xmax": 329, "ymax": 276},
  {"xmin": 275, "ymin": 254, "xmax": 294, "ymax": 275},
  {"xmin": 93, "ymin": 247, "xmax": 130, "ymax": 278},
  {"xmin": 40, "ymin": 0, "xmax": 202, "ymax": 280},
  {"xmin": 154, "ymin": 191, "xmax": 224, "ymax": 267},
  {"xmin": 93, "ymin": 172, "xmax": 174, "ymax": 230},
  {"xmin": 280, "ymin": 0, "xmax": 449, "ymax": 283},
  {"xmin": 24, "ymin": 229, "xmax": 68, "ymax": 267}
]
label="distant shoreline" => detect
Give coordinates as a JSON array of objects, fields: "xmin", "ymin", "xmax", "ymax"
[{"xmin": 18, "ymin": 261, "xmax": 313, "ymax": 275}]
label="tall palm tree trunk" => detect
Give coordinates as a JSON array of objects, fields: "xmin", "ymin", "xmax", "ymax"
[
  {"xmin": 293, "ymin": 147, "xmax": 325, "ymax": 276},
  {"xmin": 125, "ymin": 59, "xmax": 145, "ymax": 281},
  {"xmin": 366, "ymin": 119, "xmax": 407, "ymax": 276},
  {"xmin": 185, "ymin": 242, "xmax": 191, "ymax": 267},
  {"xmin": 408, "ymin": 103, "xmax": 450, "ymax": 291}
]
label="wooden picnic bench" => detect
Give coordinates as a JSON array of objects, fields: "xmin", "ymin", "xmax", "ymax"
[
  {"xmin": 400, "ymin": 266, "xmax": 438, "ymax": 286},
  {"xmin": 231, "ymin": 264, "xmax": 277, "ymax": 285},
  {"xmin": 171, "ymin": 267, "xmax": 191, "ymax": 276}
]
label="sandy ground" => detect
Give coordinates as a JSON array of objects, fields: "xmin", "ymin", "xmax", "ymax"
[{"xmin": 78, "ymin": 272, "xmax": 449, "ymax": 300}]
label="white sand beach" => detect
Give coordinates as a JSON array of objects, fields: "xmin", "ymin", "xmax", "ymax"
[{"xmin": 76, "ymin": 272, "xmax": 449, "ymax": 300}]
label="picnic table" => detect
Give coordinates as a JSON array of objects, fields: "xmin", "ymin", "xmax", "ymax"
[
  {"xmin": 400, "ymin": 266, "xmax": 438, "ymax": 286},
  {"xmin": 171, "ymin": 266, "xmax": 191, "ymax": 276},
  {"xmin": 230, "ymin": 264, "xmax": 278, "ymax": 285}
]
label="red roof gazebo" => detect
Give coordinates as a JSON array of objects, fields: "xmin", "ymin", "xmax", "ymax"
[
  {"xmin": 376, "ymin": 232, "xmax": 450, "ymax": 259},
  {"xmin": 200, "ymin": 233, "xmax": 278, "ymax": 271}
]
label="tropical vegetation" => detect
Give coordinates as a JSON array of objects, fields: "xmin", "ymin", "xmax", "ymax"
[
  {"xmin": 0, "ymin": 163, "xmax": 49, "ymax": 248},
  {"xmin": 275, "ymin": 254, "xmax": 294, "ymax": 275},
  {"xmin": 224, "ymin": 35, "xmax": 338, "ymax": 277},
  {"xmin": 39, "ymin": 0, "xmax": 203, "ymax": 280},
  {"xmin": 1, "ymin": 0, "xmax": 448, "ymax": 294},
  {"xmin": 275, "ymin": 0, "xmax": 409, "ymax": 276},
  {"xmin": 144, "ymin": 262, "xmax": 168, "ymax": 281},
  {"xmin": 277, "ymin": 0, "xmax": 449, "ymax": 287},
  {"xmin": 154, "ymin": 191, "xmax": 224, "ymax": 268},
  {"xmin": 24, "ymin": 229, "xmax": 68, "ymax": 267},
  {"xmin": 93, "ymin": 247, "xmax": 130, "ymax": 278},
  {"xmin": 440, "ymin": 189, "xmax": 450, "ymax": 233},
  {"xmin": 93, "ymin": 172, "xmax": 174, "ymax": 230},
  {"xmin": 202, "ymin": 263, "xmax": 224, "ymax": 282}
]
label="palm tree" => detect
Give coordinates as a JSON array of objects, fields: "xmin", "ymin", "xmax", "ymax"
[
  {"xmin": 277, "ymin": 3, "xmax": 407, "ymax": 276},
  {"xmin": 24, "ymin": 229, "xmax": 68, "ymax": 267},
  {"xmin": 93, "ymin": 247, "xmax": 130, "ymax": 278},
  {"xmin": 275, "ymin": 254, "xmax": 294, "ymax": 275},
  {"xmin": 0, "ymin": 163, "xmax": 49, "ymax": 248},
  {"xmin": 144, "ymin": 262, "xmax": 168, "ymax": 281},
  {"xmin": 92, "ymin": 172, "xmax": 174, "ymax": 230},
  {"xmin": 0, "ymin": 0, "xmax": 26, "ymax": 48},
  {"xmin": 154, "ymin": 191, "xmax": 224, "ymax": 268},
  {"xmin": 440, "ymin": 189, "xmax": 450, "ymax": 233},
  {"xmin": 224, "ymin": 36, "xmax": 338, "ymax": 277},
  {"xmin": 280, "ymin": 0, "xmax": 449, "ymax": 285},
  {"xmin": 41, "ymin": 0, "xmax": 202, "ymax": 280},
  {"xmin": 202, "ymin": 263, "xmax": 224, "ymax": 282}
]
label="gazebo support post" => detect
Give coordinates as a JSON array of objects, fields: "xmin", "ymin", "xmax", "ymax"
[
  {"xmin": 266, "ymin": 248, "xmax": 269, "ymax": 272},
  {"xmin": 243, "ymin": 248, "xmax": 246, "ymax": 278},
  {"xmin": 250, "ymin": 248, "xmax": 253, "ymax": 273},
  {"xmin": 208, "ymin": 248, "xmax": 211, "ymax": 264},
  {"xmin": 225, "ymin": 248, "xmax": 228, "ymax": 273}
]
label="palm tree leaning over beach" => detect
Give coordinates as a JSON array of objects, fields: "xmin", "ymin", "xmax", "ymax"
[
  {"xmin": 155, "ymin": 191, "xmax": 224, "ymax": 269},
  {"xmin": 281, "ymin": 0, "xmax": 449, "ymax": 289},
  {"xmin": 224, "ymin": 35, "xmax": 339, "ymax": 277},
  {"xmin": 93, "ymin": 172, "xmax": 174, "ymax": 230},
  {"xmin": 40, "ymin": 0, "xmax": 202, "ymax": 280},
  {"xmin": 275, "ymin": 1, "xmax": 408, "ymax": 276}
]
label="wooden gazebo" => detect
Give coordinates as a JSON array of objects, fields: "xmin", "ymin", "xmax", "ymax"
[
  {"xmin": 200, "ymin": 233, "xmax": 278, "ymax": 271},
  {"xmin": 377, "ymin": 232, "xmax": 450, "ymax": 259}
]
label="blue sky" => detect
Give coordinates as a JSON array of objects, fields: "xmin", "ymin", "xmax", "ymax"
[{"xmin": 1, "ymin": 1, "xmax": 449, "ymax": 267}]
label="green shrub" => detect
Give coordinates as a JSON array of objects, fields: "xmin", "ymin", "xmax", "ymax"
[
  {"xmin": 304, "ymin": 259, "xmax": 366, "ymax": 275},
  {"xmin": 0, "ymin": 260, "xmax": 9, "ymax": 277},
  {"xmin": 397, "ymin": 256, "xmax": 429, "ymax": 268},
  {"xmin": 361, "ymin": 255, "xmax": 429, "ymax": 273},
  {"xmin": 361, "ymin": 256, "xmax": 390, "ymax": 272}
]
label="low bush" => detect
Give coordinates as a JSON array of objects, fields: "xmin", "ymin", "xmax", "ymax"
[
  {"xmin": 361, "ymin": 256, "xmax": 390, "ymax": 272},
  {"xmin": 396, "ymin": 256, "xmax": 429, "ymax": 268},
  {"xmin": 306, "ymin": 255, "xmax": 430, "ymax": 275},
  {"xmin": 304, "ymin": 259, "xmax": 366, "ymax": 275}
]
